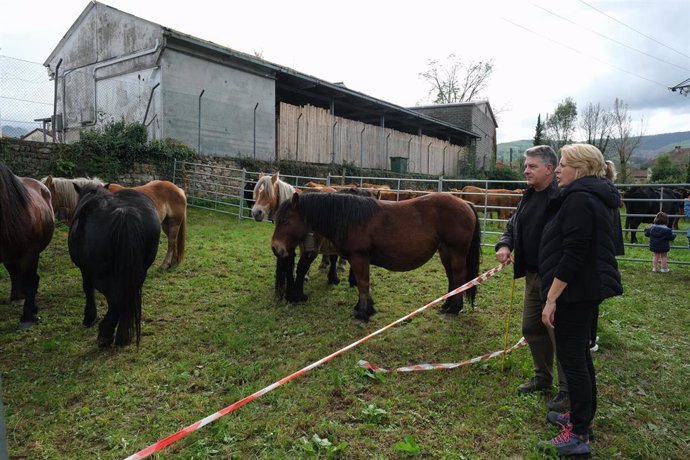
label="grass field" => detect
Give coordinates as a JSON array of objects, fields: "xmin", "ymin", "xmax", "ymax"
[{"xmin": 1, "ymin": 208, "xmax": 689, "ymax": 459}]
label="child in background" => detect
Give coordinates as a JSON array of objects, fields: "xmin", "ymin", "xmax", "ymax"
[{"xmin": 644, "ymin": 211, "xmax": 675, "ymax": 273}]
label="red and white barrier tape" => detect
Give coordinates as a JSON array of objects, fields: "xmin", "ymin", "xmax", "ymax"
[
  {"xmin": 124, "ymin": 261, "xmax": 510, "ymax": 460},
  {"xmin": 358, "ymin": 336, "xmax": 527, "ymax": 373}
]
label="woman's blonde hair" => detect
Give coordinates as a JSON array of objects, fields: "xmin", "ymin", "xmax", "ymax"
[{"xmin": 559, "ymin": 144, "xmax": 617, "ymax": 181}]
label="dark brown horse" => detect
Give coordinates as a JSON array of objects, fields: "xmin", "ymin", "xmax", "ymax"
[
  {"xmin": 0, "ymin": 162, "xmax": 55, "ymax": 328},
  {"xmin": 271, "ymin": 192, "xmax": 480, "ymax": 321}
]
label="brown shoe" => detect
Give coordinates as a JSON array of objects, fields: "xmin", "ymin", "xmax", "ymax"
[{"xmin": 517, "ymin": 377, "xmax": 551, "ymax": 394}]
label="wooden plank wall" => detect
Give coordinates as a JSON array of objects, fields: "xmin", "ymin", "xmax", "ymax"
[{"xmin": 277, "ymin": 103, "xmax": 467, "ymax": 176}]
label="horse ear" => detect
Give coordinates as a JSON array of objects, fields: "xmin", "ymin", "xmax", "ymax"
[
  {"xmin": 44, "ymin": 175, "xmax": 53, "ymax": 187},
  {"xmin": 291, "ymin": 191, "xmax": 300, "ymax": 206},
  {"xmin": 258, "ymin": 172, "xmax": 264, "ymax": 179},
  {"xmin": 73, "ymin": 183, "xmax": 82, "ymax": 195},
  {"xmin": 272, "ymin": 172, "xmax": 279, "ymax": 184}
]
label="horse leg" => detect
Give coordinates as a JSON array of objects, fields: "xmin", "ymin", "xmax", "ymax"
[
  {"xmin": 318, "ymin": 254, "xmax": 329, "ymax": 272},
  {"xmin": 17, "ymin": 259, "xmax": 41, "ymax": 328},
  {"xmin": 348, "ymin": 266, "xmax": 357, "ymax": 287},
  {"xmin": 274, "ymin": 252, "xmax": 296, "ymax": 300},
  {"xmin": 4, "ymin": 262, "xmax": 24, "ymax": 304},
  {"xmin": 81, "ymin": 272, "xmax": 99, "ymax": 327},
  {"xmin": 337, "ymin": 256, "xmax": 347, "ymax": 273},
  {"xmin": 97, "ymin": 302, "xmax": 118, "ymax": 348},
  {"xmin": 626, "ymin": 216, "xmax": 638, "ymax": 244},
  {"xmin": 438, "ymin": 244, "xmax": 465, "ymax": 315},
  {"xmin": 160, "ymin": 218, "xmax": 181, "ymax": 269},
  {"xmin": 327, "ymin": 254, "xmax": 340, "ymax": 285},
  {"xmin": 287, "ymin": 251, "xmax": 317, "ymax": 302},
  {"xmin": 350, "ymin": 255, "xmax": 375, "ymax": 321}
]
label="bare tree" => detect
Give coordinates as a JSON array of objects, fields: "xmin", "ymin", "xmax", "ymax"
[
  {"xmin": 420, "ymin": 54, "xmax": 494, "ymax": 103},
  {"xmin": 611, "ymin": 98, "xmax": 645, "ymax": 183},
  {"xmin": 579, "ymin": 102, "xmax": 613, "ymax": 157},
  {"xmin": 545, "ymin": 97, "xmax": 578, "ymax": 152}
]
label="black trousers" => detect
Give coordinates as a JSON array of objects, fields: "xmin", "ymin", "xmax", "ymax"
[{"xmin": 554, "ymin": 301, "xmax": 598, "ymax": 435}]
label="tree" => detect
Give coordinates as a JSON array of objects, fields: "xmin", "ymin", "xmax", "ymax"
[
  {"xmin": 533, "ymin": 114, "xmax": 546, "ymax": 146},
  {"xmin": 579, "ymin": 102, "xmax": 613, "ymax": 157},
  {"xmin": 420, "ymin": 54, "xmax": 494, "ymax": 103},
  {"xmin": 545, "ymin": 98, "xmax": 578, "ymax": 151},
  {"xmin": 611, "ymin": 98, "xmax": 644, "ymax": 183},
  {"xmin": 650, "ymin": 155, "xmax": 685, "ymax": 183}
]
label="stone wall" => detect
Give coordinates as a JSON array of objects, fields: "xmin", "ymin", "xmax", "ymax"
[{"xmin": 0, "ymin": 138, "xmax": 58, "ymax": 178}]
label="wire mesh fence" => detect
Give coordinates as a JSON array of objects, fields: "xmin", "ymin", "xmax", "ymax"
[{"xmin": 0, "ymin": 55, "xmax": 54, "ymax": 140}]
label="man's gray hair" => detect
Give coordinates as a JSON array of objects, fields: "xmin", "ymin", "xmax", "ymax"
[{"xmin": 524, "ymin": 145, "xmax": 558, "ymax": 169}]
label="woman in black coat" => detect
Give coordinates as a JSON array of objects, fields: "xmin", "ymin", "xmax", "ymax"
[{"xmin": 538, "ymin": 144, "xmax": 623, "ymax": 457}]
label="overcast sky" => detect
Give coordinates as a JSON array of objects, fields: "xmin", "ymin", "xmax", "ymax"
[{"xmin": 1, "ymin": 0, "xmax": 688, "ymax": 143}]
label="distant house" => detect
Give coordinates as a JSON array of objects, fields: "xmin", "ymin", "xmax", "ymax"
[
  {"xmin": 20, "ymin": 128, "xmax": 53, "ymax": 142},
  {"xmin": 409, "ymin": 101, "xmax": 498, "ymax": 171},
  {"xmin": 43, "ymin": 1, "xmax": 479, "ymax": 174},
  {"xmin": 630, "ymin": 169, "xmax": 650, "ymax": 183}
]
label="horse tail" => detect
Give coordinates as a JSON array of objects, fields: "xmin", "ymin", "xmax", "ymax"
[
  {"xmin": 110, "ymin": 211, "xmax": 146, "ymax": 346},
  {"xmin": 465, "ymin": 203, "xmax": 481, "ymax": 307}
]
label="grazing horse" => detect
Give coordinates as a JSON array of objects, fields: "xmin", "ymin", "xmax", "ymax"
[
  {"xmin": 105, "ymin": 181, "xmax": 187, "ymax": 269},
  {"xmin": 251, "ymin": 173, "xmax": 343, "ymax": 299},
  {"xmin": 0, "ymin": 162, "xmax": 55, "ymax": 327},
  {"xmin": 272, "ymin": 192, "xmax": 481, "ymax": 321},
  {"xmin": 42, "ymin": 175, "xmax": 104, "ymax": 224},
  {"xmin": 69, "ymin": 184, "xmax": 160, "ymax": 347}
]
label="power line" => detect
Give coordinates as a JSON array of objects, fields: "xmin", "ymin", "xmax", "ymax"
[
  {"xmin": 534, "ymin": 3, "xmax": 690, "ymax": 72},
  {"xmin": 577, "ymin": 0, "xmax": 690, "ymax": 60},
  {"xmin": 499, "ymin": 16, "xmax": 669, "ymax": 88}
]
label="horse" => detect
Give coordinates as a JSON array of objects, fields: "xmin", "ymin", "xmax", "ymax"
[
  {"xmin": 623, "ymin": 186, "xmax": 681, "ymax": 244},
  {"xmin": 42, "ymin": 175, "xmax": 104, "ymax": 224},
  {"xmin": 456, "ymin": 185, "xmax": 522, "ymax": 227},
  {"xmin": 271, "ymin": 192, "xmax": 481, "ymax": 321},
  {"xmin": 68, "ymin": 184, "xmax": 161, "ymax": 347},
  {"xmin": 105, "ymin": 180, "xmax": 187, "ymax": 269},
  {"xmin": 0, "ymin": 162, "xmax": 55, "ymax": 328},
  {"xmin": 251, "ymin": 173, "xmax": 343, "ymax": 299}
]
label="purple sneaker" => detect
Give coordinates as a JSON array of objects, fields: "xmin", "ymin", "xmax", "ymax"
[
  {"xmin": 539, "ymin": 423, "xmax": 591, "ymax": 457},
  {"xmin": 546, "ymin": 412, "xmax": 595, "ymax": 441}
]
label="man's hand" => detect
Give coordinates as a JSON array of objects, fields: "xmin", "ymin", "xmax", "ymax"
[{"xmin": 495, "ymin": 246, "xmax": 513, "ymax": 263}]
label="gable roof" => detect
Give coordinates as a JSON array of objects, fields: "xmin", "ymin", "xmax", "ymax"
[{"xmin": 46, "ymin": 2, "xmax": 479, "ymax": 146}]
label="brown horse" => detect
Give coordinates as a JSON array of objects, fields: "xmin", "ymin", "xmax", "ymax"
[
  {"xmin": 105, "ymin": 181, "xmax": 187, "ymax": 269},
  {"xmin": 1, "ymin": 162, "xmax": 55, "ymax": 328},
  {"xmin": 272, "ymin": 192, "xmax": 481, "ymax": 321}
]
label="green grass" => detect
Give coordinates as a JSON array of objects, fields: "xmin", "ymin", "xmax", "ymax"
[{"xmin": 1, "ymin": 208, "xmax": 689, "ymax": 459}]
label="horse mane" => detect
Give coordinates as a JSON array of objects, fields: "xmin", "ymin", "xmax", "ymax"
[
  {"xmin": 0, "ymin": 162, "xmax": 31, "ymax": 245},
  {"xmin": 254, "ymin": 174, "xmax": 295, "ymax": 217},
  {"xmin": 278, "ymin": 192, "xmax": 381, "ymax": 246},
  {"xmin": 42, "ymin": 176, "xmax": 104, "ymax": 210}
]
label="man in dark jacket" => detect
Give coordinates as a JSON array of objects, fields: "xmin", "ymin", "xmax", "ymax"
[{"xmin": 495, "ymin": 145, "xmax": 568, "ymax": 411}]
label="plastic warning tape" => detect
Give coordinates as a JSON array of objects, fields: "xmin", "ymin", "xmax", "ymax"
[
  {"xmin": 124, "ymin": 261, "xmax": 510, "ymax": 460},
  {"xmin": 358, "ymin": 337, "xmax": 527, "ymax": 373}
]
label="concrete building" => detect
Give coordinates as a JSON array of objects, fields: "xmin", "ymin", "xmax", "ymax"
[
  {"xmin": 410, "ymin": 101, "xmax": 498, "ymax": 171},
  {"xmin": 44, "ymin": 2, "xmax": 480, "ymax": 173}
]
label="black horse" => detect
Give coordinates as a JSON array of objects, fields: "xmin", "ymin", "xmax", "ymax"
[
  {"xmin": 68, "ymin": 184, "xmax": 161, "ymax": 347},
  {"xmin": 623, "ymin": 187, "xmax": 682, "ymax": 244}
]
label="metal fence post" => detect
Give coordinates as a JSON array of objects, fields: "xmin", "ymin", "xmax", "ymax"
[{"xmin": 239, "ymin": 169, "xmax": 246, "ymax": 223}]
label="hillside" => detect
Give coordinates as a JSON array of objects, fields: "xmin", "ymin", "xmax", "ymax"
[{"xmin": 497, "ymin": 131, "xmax": 690, "ymax": 166}]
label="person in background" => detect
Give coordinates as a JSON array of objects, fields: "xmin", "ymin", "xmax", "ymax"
[
  {"xmin": 495, "ymin": 145, "xmax": 569, "ymax": 412},
  {"xmin": 538, "ymin": 144, "xmax": 623, "ymax": 457},
  {"xmin": 644, "ymin": 211, "xmax": 676, "ymax": 273}
]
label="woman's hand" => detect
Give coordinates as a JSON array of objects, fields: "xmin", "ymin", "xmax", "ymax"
[{"xmin": 542, "ymin": 300, "xmax": 557, "ymax": 329}]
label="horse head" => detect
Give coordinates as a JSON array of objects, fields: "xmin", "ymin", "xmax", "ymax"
[
  {"xmin": 251, "ymin": 172, "xmax": 276, "ymax": 222},
  {"xmin": 271, "ymin": 192, "xmax": 309, "ymax": 258}
]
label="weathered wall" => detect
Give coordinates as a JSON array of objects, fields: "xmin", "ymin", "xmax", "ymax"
[{"xmin": 160, "ymin": 50, "xmax": 275, "ymax": 160}]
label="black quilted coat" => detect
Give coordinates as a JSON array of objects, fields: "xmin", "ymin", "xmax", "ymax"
[{"xmin": 538, "ymin": 176, "xmax": 624, "ymax": 304}]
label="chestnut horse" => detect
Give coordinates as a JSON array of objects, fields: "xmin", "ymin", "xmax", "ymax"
[
  {"xmin": 251, "ymin": 173, "xmax": 343, "ymax": 299},
  {"xmin": 272, "ymin": 192, "xmax": 481, "ymax": 321},
  {"xmin": 0, "ymin": 162, "xmax": 55, "ymax": 328},
  {"xmin": 42, "ymin": 175, "xmax": 104, "ymax": 224},
  {"xmin": 105, "ymin": 180, "xmax": 187, "ymax": 269}
]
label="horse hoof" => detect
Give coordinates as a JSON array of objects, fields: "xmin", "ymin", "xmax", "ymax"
[
  {"xmin": 328, "ymin": 277, "xmax": 340, "ymax": 285},
  {"xmin": 286, "ymin": 293, "xmax": 308, "ymax": 303},
  {"xmin": 98, "ymin": 337, "xmax": 113, "ymax": 348}
]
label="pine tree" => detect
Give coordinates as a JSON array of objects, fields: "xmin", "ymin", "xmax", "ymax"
[{"xmin": 533, "ymin": 114, "xmax": 545, "ymax": 146}]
